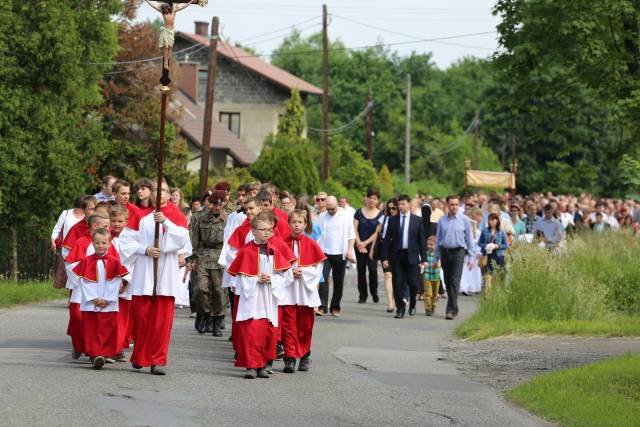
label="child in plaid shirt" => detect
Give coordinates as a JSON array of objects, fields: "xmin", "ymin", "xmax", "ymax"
[{"xmin": 422, "ymin": 236, "xmax": 440, "ymax": 316}]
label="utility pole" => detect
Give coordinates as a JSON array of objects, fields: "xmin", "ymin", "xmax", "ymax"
[
  {"xmin": 321, "ymin": 4, "xmax": 330, "ymax": 181},
  {"xmin": 404, "ymin": 73, "xmax": 411, "ymax": 184},
  {"xmin": 472, "ymin": 110, "xmax": 480, "ymax": 169},
  {"xmin": 366, "ymin": 89, "xmax": 373, "ymax": 162},
  {"xmin": 511, "ymin": 134, "xmax": 517, "ymax": 163},
  {"xmin": 199, "ymin": 16, "xmax": 220, "ymax": 196}
]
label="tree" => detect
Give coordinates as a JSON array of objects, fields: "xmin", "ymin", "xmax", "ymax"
[
  {"xmin": 378, "ymin": 165, "xmax": 394, "ymax": 200},
  {"xmin": 0, "ymin": 0, "xmax": 120, "ymax": 278},
  {"xmin": 277, "ymin": 89, "xmax": 305, "ymax": 137}
]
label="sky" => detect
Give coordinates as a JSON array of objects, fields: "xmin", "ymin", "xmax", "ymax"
[{"xmin": 136, "ymin": 0, "xmax": 500, "ymax": 68}]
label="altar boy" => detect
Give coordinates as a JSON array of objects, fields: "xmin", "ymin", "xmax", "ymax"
[
  {"xmin": 227, "ymin": 215, "xmax": 291, "ymax": 379},
  {"xmin": 72, "ymin": 228, "xmax": 130, "ymax": 370}
]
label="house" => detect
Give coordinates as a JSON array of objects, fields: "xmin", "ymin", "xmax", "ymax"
[{"xmin": 171, "ymin": 21, "xmax": 322, "ymax": 171}]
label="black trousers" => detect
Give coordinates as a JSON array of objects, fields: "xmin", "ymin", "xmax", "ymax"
[
  {"xmin": 320, "ymin": 254, "xmax": 346, "ymax": 311},
  {"xmin": 440, "ymin": 247, "xmax": 466, "ymax": 314},
  {"xmin": 356, "ymin": 244, "xmax": 378, "ymax": 301},
  {"xmin": 390, "ymin": 250, "xmax": 421, "ymax": 312}
]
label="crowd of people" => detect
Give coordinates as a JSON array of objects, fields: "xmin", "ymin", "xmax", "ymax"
[{"xmin": 50, "ymin": 175, "xmax": 640, "ymax": 377}]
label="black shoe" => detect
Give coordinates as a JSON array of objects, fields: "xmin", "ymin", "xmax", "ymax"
[
  {"xmin": 72, "ymin": 350, "xmax": 82, "ymax": 360},
  {"xmin": 115, "ymin": 351, "xmax": 127, "ymax": 362},
  {"xmin": 394, "ymin": 309, "xmax": 405, "ymax": 319},
  {"xmin": 228, "ymin": 334, "xmax": 233, "ymax": 342},
  {"xmin": 150, "ymin": 365, "xmax": 166, "ymax": 375},
  {"xmin": 426, "ymin": 309, "xmax": 433, "ymax": 316},
  {"xmin": 386, "ymin": 308, "xmax": 395, "ymax": 313},
  {"xmin": 283, "ymin": 357, "xmax": 296, "ymax": 373},
  {"xmin": 245, "ymin": 369, "xmax": 257, "ymax": 379},
  {"xmin": 218, "ymin": 316, "xmax": 226, "ymax": 330},
  {"xmin": 205, "ymin": 316, "xmax": 214, "ymax": 333},
  {"xmin": 212, "ymin": 316, "xmax": 222, "ymax": 337},
  {"xmin": 357, "ymin": 299, "xmax": 366, "ymax": 304},
  {"xmin": 409, "ymin": 306, "xmax": 416, "ymax": 316},
  {"xmin": 197, "ymin": 313, "xmax": 208, "ymax": 334},
  {"xmin": 194, "ymin": 312, "xmax": 202, "ymax": 331},
  {"xmin": 92, "ymin": 356, "xmax": 105, "ymax": 370},
  {"xmin": 372, "ymin": 295, "xmax": 379, "ymax": 303},
  {"xmin": 276, "ymin": 342, "xmax": 285, "ymax": 360},
  {"xmin": 257, "ymin": 368, "xmax": 270, "ymax": 378},
  {"xmin": 298, "ymin": 354, "xmax": 311, "ymax": 371},
  {"xmin": 131, "ymin": 363, "xmax": 143, "ymax": 370}
]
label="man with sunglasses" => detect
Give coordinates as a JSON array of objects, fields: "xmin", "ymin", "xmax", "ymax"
[
  {"xmin": 314, "ymin": 192, "xmax": 328, "ymax": 215},
  {"xmin": 190, "ymin": 189, "xmax": 228, "ymax": 337}
]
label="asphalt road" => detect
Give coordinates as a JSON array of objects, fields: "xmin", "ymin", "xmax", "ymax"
[{"xmin": 0, "ymin": 272, "xmax": 548, "ymax": 427}]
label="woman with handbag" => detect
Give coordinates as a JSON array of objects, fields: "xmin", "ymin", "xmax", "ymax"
[
  {"xmin": 371, "ymin": 198, "xmax": 398, "ymax": 313},
  {"xmin": 478, "ymin": 213, "xmax": 509, "ymax": 292}
]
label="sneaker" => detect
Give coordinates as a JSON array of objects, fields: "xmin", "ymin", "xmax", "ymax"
[
  {"xmin": 150, "ymin": 365, "xmax": 166, "ymax": 375},
  {"xmin": 298, "ymin": 355, "xmax": 311, "ymax": 372},
  {"xmin": 283, "ymin": 358, "xmax": 296, "ymax": 373},
  {"xmin": 276, "ymin": 342, "xmax": 285, "ymax": 360},
  {"xmin": 115, "ymin": 351, "xmax": 127, "ymax": 362},
  {"xmin": 245, "ymin": 369, "xmax": 257, "ymax": 379},
  {"xmin": 92, "ymin": 356, "xmax": 105, "ymax": 370},
  {"xmin": 104, "ymin": 357, "xmax": 115, "ymax": 364},
  {"xmin": 257, "ymin": 368, "xmax": 270, "ymax": 378},
  {"xmin": 72, "ymin": 350, "xmax": 82, "ymax": 360},
  {"xmin": 265, "ymin": 360, "xmax": 274, "ymax": 374}
]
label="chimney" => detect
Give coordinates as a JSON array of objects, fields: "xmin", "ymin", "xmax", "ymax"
[{"xmin": 195, "ymin": 21, "xmax": 209, "ymax": 37}]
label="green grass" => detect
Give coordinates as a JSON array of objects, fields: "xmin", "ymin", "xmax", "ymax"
[
  {"xmin": 457, "ymin": 233, "xmax": 640, "ymax": 340},
  {"xmin": 508, "ymin": 354, "xmax": 640, "ymax": 427},
  {"xmin": 0, "ymin": 280, "xmax": 67, "ymax": 308}
]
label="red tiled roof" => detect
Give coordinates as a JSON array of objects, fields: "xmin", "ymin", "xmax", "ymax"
[
  {"xmin": 177, "ymin": 32, "xmax": 323, "ymax": 96},
  {"xmin": 170, "ymin": 90, "xmax": 258, "ymax": 166}
]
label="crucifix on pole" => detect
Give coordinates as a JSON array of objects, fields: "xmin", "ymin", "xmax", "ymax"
[{"xmin": 145, "ymin": 0, "xmax": 207, "ymax": 297}]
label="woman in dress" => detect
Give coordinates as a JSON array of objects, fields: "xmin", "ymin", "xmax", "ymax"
[
  {"xmin": 354, "ymin": 189, "xmax": 384, "ymax": 304},
  {"xmin": 372, "ymin": 198, "xmax": 398, "ymax": 313},
  {"xmin": 460, "ymin": 208, "xmax": 483, "ymax": 295}
]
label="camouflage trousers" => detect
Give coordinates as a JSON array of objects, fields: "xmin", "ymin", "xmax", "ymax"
[{"xmin": 194, "ymin": 265, "xmax": 225, "ymax": 316}]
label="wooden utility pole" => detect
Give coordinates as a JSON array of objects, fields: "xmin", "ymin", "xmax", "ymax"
[
  {"xmin": 404, "ymin": 74, "xmax": 411, "ymax": 184},
  {"xmin": 472, "ymin": 110, "xmax": 480, "ymax": 169},
  {"xmin": 366, "ymin": 89, "xmax": 373, "ymax": 161},
  {"xmin": 321, "ymin": 4, "xmax": 330, "ymax": 181},
  {"xmin": 199, "ymin": 16, "xmax": 220, "ymax": 196}
]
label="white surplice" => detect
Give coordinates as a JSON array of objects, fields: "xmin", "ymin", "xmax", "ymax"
[
  {"xmin": 73, "ymin": 260, "xmax": 131, "ymax": 313},
  {"xmin": 235, "ymin": 252, "xmax": 286, "ymax": 326},
  {"xmin": 219, "ymin": 230, "xmax": 254, "ymax": 290},
  {"xmin": 118, "ymin": 213, "xmax": 192, "ymax": 297},
  {"xmin": 280, "ymin": 240, "xmax": 322, "ymax": 308}
]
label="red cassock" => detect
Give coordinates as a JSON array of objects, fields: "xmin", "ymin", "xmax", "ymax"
[
  {"xmin": 67, "ymin": 302, "xmax": 84, "ymax": 354},
  {"xmin": 73, "ymin": 254, "xmax": 128, "ymax": 358},
  {"xmin": 228, "ymin": 241, "xmax": 290, "ymax": 368},
  {"xmin": 280, "ymin": 234, "xmax": 326, "ymax": 358},
  {"xmin": 127, "ymin": 202, "xmax": 189, "ymax": 368},
  {"xmin": 135, "ymin": 203, "xmax": 155, "ymax": 217}
]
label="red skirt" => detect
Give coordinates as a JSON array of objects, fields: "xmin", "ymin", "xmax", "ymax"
[
  {"xmin": 280, "ymin": 305, "xmax": 315, "ymax": 358},
  {"xmin": 234, "ymin": 318, "xmax": 276, "ymax": 369},
  {"xmin": 83, "ymin": 311, "xmax": 119, "ymax": 358},
  {"xmin": 130, "ymin": 295, "xmax": 175, "ymax": 367},
  {"xmin": 67, "ymin": 302, "xmax": 84, "ymax": 354},
  {"xmin": 117, "ymin": 298, "xmax": 132, "ymax": 352}
]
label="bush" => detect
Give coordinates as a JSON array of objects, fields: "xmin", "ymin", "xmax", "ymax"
[{"xmin": 391, "ymin": 174, "xmax": 455, "ymax": 198}]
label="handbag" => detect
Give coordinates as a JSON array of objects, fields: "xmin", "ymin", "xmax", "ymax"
[
  {"xmin": 478, "ymin": 232, "xmax": 496, "ymax": 268},
  {"xmin": 372, "ymin": 215, "xmax": 388, "ymax": 260}
]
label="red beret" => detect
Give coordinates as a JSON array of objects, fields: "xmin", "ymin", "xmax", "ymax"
[
  {"xmin": 214, "ymin": 182, "xmax": 231, "ymax": 193},
  {"xmin": 208, "ymin": 189, "xmax": 227, "ymax": 204}
]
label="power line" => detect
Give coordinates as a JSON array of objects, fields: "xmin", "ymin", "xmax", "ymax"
[
  {"xmin": 237, "ymin": 22, "xmax": 321, "ymax": 48},
  {"xmin": 90, "ymin": 42, "xmax": 206, "ymax": 66},
  {"xmin": 233, "ymin": 15, "xmax": 319, "ymax": 44},
  {"xmin": 102, "ymin": 43, "xmax": 209, "ymax": 75},
  {"xmin": 308, "ymin": 101, "xmax": 375, "ymax": 134}
]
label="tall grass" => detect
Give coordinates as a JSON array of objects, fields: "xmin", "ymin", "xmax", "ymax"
[
  {"xmin": 0, "ymin": 280, "xmax": 67, "ymax": 308},
  {"xmin": 457, "ymin": 232, "xmax": 640, "ymax": 339}
]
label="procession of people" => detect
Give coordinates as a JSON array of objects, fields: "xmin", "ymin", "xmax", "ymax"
[{"xmin": 52, "ymin": 176, "xmax": 640, "ymax": 377}]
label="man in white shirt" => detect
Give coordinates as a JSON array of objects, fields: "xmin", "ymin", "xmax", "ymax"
[
  {"xmin": 94, "ymin": 175, "xmax": 116, "ymax": 202},
  {"xmin": 317, "ymin": 196, "xmax": 355, "ymax": 316},
  {"xmin": 339, "ymin": 196, "xmax": 356, "ymax": 219}
]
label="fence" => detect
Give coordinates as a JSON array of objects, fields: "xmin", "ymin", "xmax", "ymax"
[{"xmin": 0, "ymin": 226, "xmax": 53, "ymax": 281}]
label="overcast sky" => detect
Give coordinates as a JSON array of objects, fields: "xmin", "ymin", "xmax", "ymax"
[{"xmin": 136, "ymin": 0, "xmax": 500, "ymax": 68}]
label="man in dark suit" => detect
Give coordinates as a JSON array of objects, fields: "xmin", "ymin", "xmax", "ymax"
[{"xmin": 381, "ymin": 194, "xmax": 428, "ymax": 318}]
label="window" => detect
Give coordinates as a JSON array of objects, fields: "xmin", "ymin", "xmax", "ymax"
[{"xmin": 219, "ymin": 112, "xmax": 241, "ymax": 138}]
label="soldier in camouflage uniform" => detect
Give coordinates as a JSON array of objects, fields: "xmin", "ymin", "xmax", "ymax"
[
  {"xmin": 190, "ymin": 189, "xmax": 227, "ymax": 336},
  {"xmin": 189, "ymin": 191, "xmax": 211, "ymax": 330}
]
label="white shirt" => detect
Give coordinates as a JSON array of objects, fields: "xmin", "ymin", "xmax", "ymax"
[
  {"xmin": 76, "ymin": 261, "xmax": 129, "ymax": 313},
  {"xmin": 341, "ymin": 205, "xmax": 356, "ymax": 220},
  {"xmin": 118, "ymin": 212, "xmax": 192, "ymax": 297},
  {"xmin": 399, "ymin": 212, "xmax": 411, "ymax": 249},
  {"xmin": 51, "ymin": 209, "xmax": 83, "ymax": 240},
  {"xmin": 280, "ymin": 240, "xmax": 323, "ymax": 307},
  {"xmin": 317, "ymin": 210, "xmax": 355, "ymax": 256},
  {"xmin": 235, "ymin": 252, "xmax": 286, "ymax": 326}
]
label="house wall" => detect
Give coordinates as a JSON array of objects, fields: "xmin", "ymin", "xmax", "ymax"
[
  {"xmin": 186, "ymin": 140, "xmax": 230, "ymax": 172},
  {"xmin": 175, "ymin": 38, "xmax": 290, "ymax": 156}
]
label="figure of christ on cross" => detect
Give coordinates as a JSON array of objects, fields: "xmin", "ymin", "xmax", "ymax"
[{"xmin": 145, "ymin": 0, "xmax": 202, "ymax": 85}]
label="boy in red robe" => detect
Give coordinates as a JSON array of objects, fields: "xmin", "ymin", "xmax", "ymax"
[
  {"xmin": 281, "ymin": 210, "xmax": 326, "ymax": 372},
  {"xmin": 71, "ymin": 228, "xmax": 130, "ymax": 369},
  {"xmin": 227, "ymin": 216, "xmax": 291, "ymax": 379}
]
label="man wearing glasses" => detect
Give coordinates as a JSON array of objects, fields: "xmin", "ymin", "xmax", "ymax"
[
  {"xmin": 317, "ymin": 196, "xmax": 356, "ymax": 316},
  {"xmin": 314, "ymin": 192, "xmax": 328, "ymax": 215}
]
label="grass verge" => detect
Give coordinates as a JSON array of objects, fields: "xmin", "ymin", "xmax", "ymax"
[
  {"xmin": 0, "ymin": 280, "xmax": 67, "ymax": 308},
  {"xmin": 457, "ymin": 233, "xmax": 640, "ymax": 340},
  {"xmin": 508, "ymin": 354, "xmax": 640, "ymax": 427}
]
